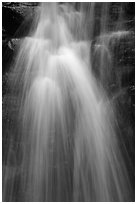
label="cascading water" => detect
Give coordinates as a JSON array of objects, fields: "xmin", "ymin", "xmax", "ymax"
[{"xmin": 3, "ymin": 3, "xmax": 134, "ymax": 202}]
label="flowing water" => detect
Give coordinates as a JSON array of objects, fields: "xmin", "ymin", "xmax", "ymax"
[{"xmin": 3, "ymin": 3, "xmax": 134, "ymax": 201}]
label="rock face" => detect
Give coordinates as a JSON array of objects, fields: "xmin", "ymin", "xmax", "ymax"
[
  {"xmin": 2, "ymin": 3, "xmax": 38, "ymax": 74},
  {"xmin": 2, "ymin": 5, "xmax": 23, "ymax": 37}
]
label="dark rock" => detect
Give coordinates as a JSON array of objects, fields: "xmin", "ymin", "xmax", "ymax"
[
  {"xmin": 2, "ymin": 39, "xmax": 14, "ymax": 74},
  {"xmin": 2, "ymin": 3, "xmax": 37, "ymax": 74},
  {"xmin": 2, "ymin": 3, "xmax": 37, "ymax": 38},
  {"xmin": 2, "ymin": 38, "xmax": 21, "ymax": 74},
  {"xmin": 2, "ymin": 6, "xmax": 23, "ymax": 38}
]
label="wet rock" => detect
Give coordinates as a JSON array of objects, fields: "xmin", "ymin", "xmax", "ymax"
[
  {"xmin": 2, "ymin": 3, "xmax": 38, "ymax": 74},
  {"xmin": 2, "ymin": 5, "xmax": 23, "ymax": 38},
  {"xmin": 2, "ymin": 3, "xmax": 37, "ymax": 38},
  {"xmin": 2, "ymin": 38, "xmax": 21, "ymax": 74}
]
